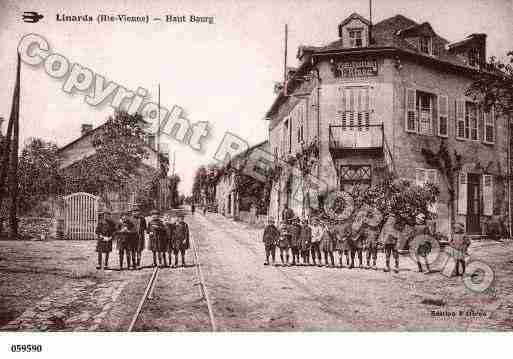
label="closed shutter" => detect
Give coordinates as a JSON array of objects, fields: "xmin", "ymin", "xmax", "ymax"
[
  {"xmin": 405, "ymin": 88, "xmax": 417, "ymax": 132},
  {"xmin": 483, "ymin": 174, "xmax": 493, "ymax": 216},
  {"xmin": 336, "ymin": 86, "xmax": 346, "ymax": 128},
  {"xmin": 438, "ymin": 95, "xmax": 449, "ymax": 137},
  {"xmin": 484, "ymin": 106, "xmax": 495, "ymax": 144},
  {"xmin": 458, "ymin": 172, "xmax": 468, "ymax": 214},
  {"xmin": 456, "ymin": 99, "xmax": 466, "ymax": 139}
]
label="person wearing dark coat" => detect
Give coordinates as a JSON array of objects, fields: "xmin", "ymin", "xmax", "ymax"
[
  {"xmin": 281, "ymin": 205, "xmax": 295, "ymax": 224},
  {"xmin": 335, "ymin": 223, "xmax": 352, "ymax": 268},
  {"xmin": 131, "ymin": 209, "xmax": 147, "ymax": 269},
  {"xmin": 191, "ymin": 203, "xmax": 196, "ymax": 215},
  {"xmin": 262, "ymin": 218, "xmax": 279, "ymax": 265},
  {"xmin": 320, "ymin": 223, "xmax": 335, "ymax": 267},
  {"xmin": 148, "ymin": 210, "xmax": 167, "ymax": 267},
  {"xmin": 278, "ymin": 221, "xmax": 291, "ymax": 266},
  {"xmin": 116, "ymin": 213, "xmax": 136, "ymax": 270},
  {"xmin": 95, "ymin": 211, "xmax": 116, "ymax": 270},
  {"xmin": 299, "ymin": 218, "xmax": 312, "ymax": 265},
  {"xmin": 408, "ymin": 214, "xmax": 433, "ymax": 273},
  {"xmin": 362, "ymin": 224, "xmax": 380, "ymax": 270},
  {"xmin": 165, "ymin": 216, "xmax": 176, "ymax": 267},
  {"xmin": 289, "ymin": 218, "xmax": 301, "ymax": 265},
  {"xmin": 172, "ymin": 214, "xmax": 190, "ymax": 267}
]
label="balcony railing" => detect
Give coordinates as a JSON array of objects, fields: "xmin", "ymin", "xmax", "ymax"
[{"xmin": 329, "ymin": 124, "xmax": 383, "ymax": 152}]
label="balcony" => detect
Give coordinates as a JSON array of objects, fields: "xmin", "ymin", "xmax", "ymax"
[{"xmin": 329, "ymin": 124, "xmax": 383, "ymax": 158}]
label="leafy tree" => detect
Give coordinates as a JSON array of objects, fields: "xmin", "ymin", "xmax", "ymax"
[
  {"xmin": 62, "ymin": 111, "xmax": 150, "ymax": 194},
  {"xmin": 17, "ymin": 138, "xmax": 63, "ymax": 215},
  {"xmin": 466, "ymin": 51, "xmax": 513, "ymax": 117}
]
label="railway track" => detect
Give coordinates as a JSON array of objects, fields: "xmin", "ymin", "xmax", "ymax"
[{"xmin": 127, "ymin": 212, "xmax": 217, "ymax": 332}]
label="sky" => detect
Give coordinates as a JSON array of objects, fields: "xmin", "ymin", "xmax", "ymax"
[{"xmin": 0, "ymin": 0, "xmax": 512, "ymax": 195}]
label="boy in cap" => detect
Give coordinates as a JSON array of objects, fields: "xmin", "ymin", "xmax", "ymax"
[
  {"xmin": 95, "ymin": 211, "xmax": 116, "ymax": 269},
  {"xmin": 165, "ymin": 215, "xmax": 177, "ymax": 267},
  {"xmin": 262, "ymin": 217, "xmax": 279, "ymax": 265},
  {"xmin": 310, "ymin": 218, "xmax": 322, "ymax": 266},
  {"xmin": 148, "ymin": 210, "xmax": 167, "ymax": 267},
  {"xmin": 278, "ymin": 220, "xmax": 291, "ymax": 266},
  {"xmin": 449, "ymin": 223, "xmax": 471, "ymax": 276},
  {"xmin": 172, "ymin": 213, "xmax": 190, "ymax": 267},
  {"xmin": 131, "ymin": 208, "xmax": 147, "ymax": 269},
  {"xmin": 117, "ymin": 212, "xmax": 136, "ymax": 270},
  {"xmin": 289, "ymin": 217, "xmax": 301, "ymax": 265},
  {"xmin": 299, "ymin": 218, "xmax": 312, "ymax": 265},
  {"xmin": 382, "ymin": 216, "xmax": 403, "ymax": 273}
]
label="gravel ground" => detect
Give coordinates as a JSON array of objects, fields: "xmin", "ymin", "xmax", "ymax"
[{"xmin": 1, "ymin": 211, "xmax": 513, "ymax": 331}]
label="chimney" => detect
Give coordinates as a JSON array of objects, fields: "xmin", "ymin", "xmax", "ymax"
[
  {"xmin": 81, "ymin": 123, "xmax": 93, "ymax": 136},
  {"xmin": 469, "ymin": 33, "xmax": 487, "ymax": 66}
]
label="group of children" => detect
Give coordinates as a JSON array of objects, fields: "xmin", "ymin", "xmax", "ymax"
[
  {"xmin": 95, "ymin": 209, "xmax": 190, "ymax": 270},
  {"xmin": 262, "ymin": 209, "xmax": 471, "ymax": 276}
]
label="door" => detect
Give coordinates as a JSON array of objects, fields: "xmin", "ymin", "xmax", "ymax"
[
  {"xmin": 64, "ymin": 192, "xmax": 99, "ymax": 240},
  {"xmin": 466, "ymin": 174, "xmax": 481, "ymax": 234}
]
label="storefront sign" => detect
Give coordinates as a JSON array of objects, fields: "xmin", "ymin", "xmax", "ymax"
[{"xmin": 332, "ymin": 59, "xmax": 378, "ymax": 78}]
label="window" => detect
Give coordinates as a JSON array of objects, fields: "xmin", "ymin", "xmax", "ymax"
[
  {"xmin": 484, "ymin": 106, "xmax": 495, "ymax": 144},
  {"xmin": 420, "ymin": 36, "xmax": 431, "ymax": 54},
  {"xmin": 417, "ymin": 91, "xmax": 432, "ymax": 135},
  {"xmin": 456, "ymin": 100, "xmax": 466, "ymax": 139},
  {"xmin": 405, "ymin": 89, "xmax": 433, "ymax": 135},
  {"xmin": 468, "ymin": 48, "xmax": 479, "ymax": 67},
  {"xmin": 438, "ymin": 95, "xmax": 449, "ymax": 137},
  {"xmin": 348, "ymin": 29, "xmax": 363, "ymax": 48},
  {"xmin": 466, "ymin": 102, "xmax": 479, "ymax": 141},
  {"xmin": 338, "ymin": 86, "xmax": 370, "ymax": 131},
  {"xmin": 281, "ymin": 117, "xmax": 289, "ymax": 156}
]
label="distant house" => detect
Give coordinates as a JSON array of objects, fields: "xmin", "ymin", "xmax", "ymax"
[
  {"xmin": 58, "ymin": 121, "xmax": 164, "ymax": 213},
  {"xmin": 215, "ymin": 141, "xmax": 269, "ymax": 219}
]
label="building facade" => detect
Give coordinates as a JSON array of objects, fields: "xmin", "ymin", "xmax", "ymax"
[
  {"xmin": 215, "ymin": 141, "xmax": 269, "ymax": 219},
  {"xmin": 266, "ymin": 13, "xmax": 510, "ymax": 235}
]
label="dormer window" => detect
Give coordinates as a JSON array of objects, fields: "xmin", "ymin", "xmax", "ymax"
[
  {"xmin": 420, "ymin": 36, "xmax": 431, "ymax": 54},
  {"xmin": 348, "ymin": 29, "xmax": 363, "ymax": 47},
  {"xmin": 468, "ymin": 48, "xmax": 479, "ymax": 67}
]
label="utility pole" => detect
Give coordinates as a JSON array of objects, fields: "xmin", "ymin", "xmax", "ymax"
[{"xmin": 7, "ymin": 53, "xmax": 21, "ymax": 239}]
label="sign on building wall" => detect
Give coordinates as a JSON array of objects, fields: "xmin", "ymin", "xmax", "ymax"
[{"xmin": 332, "ymin": 59, "xmax": 378, "ymax": 78}]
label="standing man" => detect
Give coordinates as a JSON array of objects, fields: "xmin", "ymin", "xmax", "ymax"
[
  {"xmin": 310, "ymin": 218, "xmax": 322, "ymax": 266},
  {"xmin": 95, "ymin": 210, "xmax": 116, "ymax": 270},
  {"xmin": 262, "ymin": 217, "xmax": 279, "ymax": 265},
  {"xmin": 350, "ymin": 227, "xmax": 365, "ymax": 269},
  {"xmin": 335, "ymin": 222, "xmax": 352, "ymax": 268},
  {"xmin": 148, "ymin": 210, "xmax": 166, "ymax": 267},
  {"xmin": 173, "ymin": 213, "xmax": 190, "ymax": 267},
  {"xmin": 191, "ymin": 202, "xmax": 196, "ymax": 215},
  {"xmin": 132, "ymin": 208, "xmax": 147, "ymax": 269},
  {"xmin": 299, "ymin": 218, "xmax": 312, "ymax": 265}
]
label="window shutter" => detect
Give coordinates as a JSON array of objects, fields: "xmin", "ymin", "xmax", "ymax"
[
  {"xmin": 438, "ymin": 95, "xmax": 449, "ymax": 137},
  {"xmin": 484, "ymin": 106, "xmax": 495, "ymax": 144},
  {"xmin": 458, "ymin": 172, "xmax": 467, "ymax": 214},
  {"xmin": 405, "ymin": 88, "xmax": 416, "ymax": 132},
  {"xmin": 483, "ymin": 174, "xmax": 493, "ymax": 216},
  {"xmin": 456, "ymin": 99, "xmax": 465, "ymax": 139}
]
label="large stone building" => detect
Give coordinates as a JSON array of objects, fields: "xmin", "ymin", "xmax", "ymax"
[{"xmin": 266, "ymin": 13, "xmax": 510, "ymax": 235}]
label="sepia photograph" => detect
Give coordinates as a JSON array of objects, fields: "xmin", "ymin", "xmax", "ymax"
[{"xmin": 0, "ymin": 0, "xmax": 512, "ymax": 356}]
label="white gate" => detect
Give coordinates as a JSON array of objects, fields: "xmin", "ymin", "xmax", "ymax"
[{"xmin": 64, "ymin": 192, "xmax": 99, "ymax": 240}]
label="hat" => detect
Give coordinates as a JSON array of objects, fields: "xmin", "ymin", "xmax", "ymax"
[{"xmin": 453, "ymin": 222, "xmax": 465, "ymax": 233}]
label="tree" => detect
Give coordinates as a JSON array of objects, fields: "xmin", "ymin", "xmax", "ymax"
[
  {"xmin": 17, "ymin": 138, "xmax": 63, "ymax": 215},
  {"xmin": 62, "ymin": 110, "xmax": 150, "ymax": 194},
  {"xmin": 466, "ymin": 51, "xmax": 513, "ymax": 117}
]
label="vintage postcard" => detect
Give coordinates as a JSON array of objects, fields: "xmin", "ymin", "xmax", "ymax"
[{"xmin": 0, "ymin": 0, "xmax": 512, "ymax": 353}]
